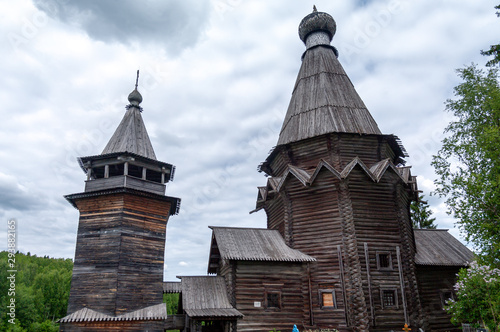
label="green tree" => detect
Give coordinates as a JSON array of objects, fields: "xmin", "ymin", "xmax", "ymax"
[
  {"xmin": 445, "ymin": 261, "xmax": 500, "ymax": 331},
  {"xmin": 411, "ymin": 194, "xmax": 437, "ymax": 229},
  {"xmin": 481, "ymin": 5, "xmax": 500, "ymax": 67},
  {"xmin": 431, "ymin": 64, "xmax": 500, "ymax": 266},
  {"xmin": 0, "ymin": 252, "xmax": 73, "ymax": 331}
]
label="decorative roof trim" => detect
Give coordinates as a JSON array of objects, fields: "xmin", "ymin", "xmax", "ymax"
[{"xmin": 257, "ymin": 158, "xmax": 412, "ymax": 206}]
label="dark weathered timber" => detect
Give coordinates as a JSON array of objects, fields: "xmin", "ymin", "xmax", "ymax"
[
  {"xmin": 84, "ymin": 175, "xmax": 166, "ymax": 195},
  {"xmin": 220, "ymin": 261, "xmax": 310, "ymax": 332},
  {"xmin": 416, "ymin": 266, "xmax": 462, "ymax": 332},
  {"xmin": 66, "ymin": 192, "xmax": 172, "ymax": 317}
]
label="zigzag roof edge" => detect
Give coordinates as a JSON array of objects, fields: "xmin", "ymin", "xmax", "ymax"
[{"xmin": 258, "ymin": 158, "xmax": 411, "ymax": 203}]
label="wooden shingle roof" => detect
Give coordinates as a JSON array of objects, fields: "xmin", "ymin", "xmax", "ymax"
[
  {"xmin": 414, "ymin": 229, "xmax": 474, "ymax": 266},
  {"xmin": 209, "ymin": 227, "xmax": 315, "ymax": 269},
  {"xmin": 101, "ymin": 103, "xmax": 157, "ymax": 160},
  {"xmin": 277, "ymin": 44, "xmax": 381, "ymax": 146},
  {"xmin": 180, "ymin": 276, "xmax": 243, "ymax": 319},
  {"xmin": 58, "ymin": 303, "xmax": 167, "ymax": 323}
]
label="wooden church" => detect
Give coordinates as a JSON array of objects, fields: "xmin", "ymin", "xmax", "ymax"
[{"xmin": 59, "ymin": 8, "xmax": 473, "ymax": 332}]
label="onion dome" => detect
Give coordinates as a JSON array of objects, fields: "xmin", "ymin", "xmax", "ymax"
[
  {"xmin": 298, "ymin": 7, "xmax": 336, "ymax": 49},
  {"xmin": 127, "ymin": 70, "xmax": 143, "ymax": 106},
  {"xmin": 128, "ymin": 88, "xmax": 142, "ymax": 106}
]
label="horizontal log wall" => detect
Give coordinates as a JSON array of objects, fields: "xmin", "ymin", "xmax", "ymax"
[
  {"xmin": 417, "ymin": 266, "xmax": 460, "ymax": 332},
  {"xmin": 68, "ymin": 192, "xmax": 171, "ymax": 316},
  {"xmin": 234, "ymin": 261, "xmax": 307, "ymax": 332},
  {"xmin": 263, "ymin": 134, "xmax": 418, "ymax": 331}
]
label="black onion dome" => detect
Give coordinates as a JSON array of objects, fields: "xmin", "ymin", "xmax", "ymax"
[{"xmin": 298, "ymin": 10, "xmax": 336, "ymax": 44}]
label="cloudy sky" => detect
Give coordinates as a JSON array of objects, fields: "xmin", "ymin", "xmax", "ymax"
[{"xmin": 1, "ymin": 0, "xmax": 498, "ymax": 281}]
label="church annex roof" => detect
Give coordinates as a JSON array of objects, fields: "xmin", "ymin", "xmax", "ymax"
[
  {"xmin": 414, "ymin": 229, "xmax": 474, "ymax": 266},
  {"xmin": 179, "ymin": 276, "xmax": 243, "ymax": 319},
  {"xmin": 58, "ymin": 303, "xmax": 167, "ymax": 323},
  {"xmin": 208, "ymin": 227, "xmax": 315, "ymax": 274},
  {"xmin": 276, "ymin": 10, "xmax": 381, "ymax": 147}
]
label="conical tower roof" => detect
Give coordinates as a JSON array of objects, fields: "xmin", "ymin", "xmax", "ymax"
[
  {"xmin": 101, "ymin": 86, "xmax": 157, "ymax": 160},
  {"xmin": 276, "ymin": 9, "xmax": 381, "ymax": 146}
]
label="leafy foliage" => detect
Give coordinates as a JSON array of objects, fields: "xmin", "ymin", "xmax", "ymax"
[
  {"xmin": 0, "ymin": 252, "xmax": 72, "ymax": 332},
  {"xmin": 431, "ymin": 64, "xmax": 500, "ymax": 266},
  {"xmin": 410, "ymin": 194, "xmax": 437, "ymax": 229},
  {"xmin": 163, "ymin": 292, "xmax": 180, "ymax": 315},
  {"xmin": 445, "ymin": 262, "xmax": 500, "ymax": 331},
  {"xmin": 481, "ymin": 5, "xmax": 500, "ymax": 67}
]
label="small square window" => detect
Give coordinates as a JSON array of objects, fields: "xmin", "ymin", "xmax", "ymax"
[
  {"xmin": 266, "ymin": 292, "xmax": 281, "ymax": 309},
  {"xmin": 376, "ymin": 252, "xmax": 393, "ymax": 270},
  {"xmin": 319, "ymin": 289, "xmax": 336, "ymax": 309},
  {"xmin": 381, "ymin": 289, "xmax": 397, "ymax": 308},
  {"xmin": 440, "ymin": 290, "xmax": 454, "ymax": 308}
]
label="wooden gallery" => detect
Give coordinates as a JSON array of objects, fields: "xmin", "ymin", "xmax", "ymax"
[{"xmin": 58, "ymin": 9, "xmax": 473, "ymax": 332}]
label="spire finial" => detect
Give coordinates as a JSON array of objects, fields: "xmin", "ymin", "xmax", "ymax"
[
  {"xmin": 313, "ymin": 5, "xmax": 317, "ymax": 12},
  {"xmin": 128, "ymin": 70, "xmax": 143, "ymax": 107}
]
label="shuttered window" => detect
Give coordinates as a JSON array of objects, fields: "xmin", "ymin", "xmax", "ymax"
[{"xmin": 319, "ymin": 289, "xmax": 336, "ymax": 308}]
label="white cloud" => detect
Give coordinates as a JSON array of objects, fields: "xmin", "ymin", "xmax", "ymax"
[{"xmin": 0, "ymin": 0, "xmax": 495, "ymax": 279}]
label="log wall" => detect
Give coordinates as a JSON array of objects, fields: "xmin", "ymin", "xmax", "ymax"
[
  {"xmin": 228, "ymin": 261, "xmax": 308, "ymax": 332},
  {"xmin": 262, "ymin": 133, "xmax": 419, "ymax": 331},
  {"xmin": 67, "ymin": 192, "xmax": 171, "ymax": 316},
  {"xmin": 417, "ymin": 266, "xmax": 460, "ymax": 332}
]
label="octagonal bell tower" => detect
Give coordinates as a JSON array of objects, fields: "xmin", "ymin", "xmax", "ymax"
[{"xmin": 60, "ymin": 73, "xmax": 180, "ymax": 331}]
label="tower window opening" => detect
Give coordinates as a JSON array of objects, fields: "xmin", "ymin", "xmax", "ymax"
[
  {"xmin": 146, "ymin": 170, "xmax": 162, "ymax": 183},
  {"xmin": 128, "ymin": 164, "xmax": 142, "ymax": 178},
  {"xmin": 92, "ymin": 166, "xmax": 105, "ymax": 179},
  {"xmin": 108, "ymin": 163, "xmax": 124, "ymax": 177}
]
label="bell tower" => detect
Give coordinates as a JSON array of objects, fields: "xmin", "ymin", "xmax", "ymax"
[{"xmin": 60, "ymin": 73, "xmax": 180, "ymax": 331}]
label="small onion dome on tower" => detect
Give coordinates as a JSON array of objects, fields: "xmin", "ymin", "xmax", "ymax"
[
  {"xmin": 298, "ymin": 6, "xmax": 337, "ymax": 50},
  {"xmin": 127, "ymin": 70, "xmax": 143, "ymax": 108},
  {"xmin": 128, "ymin": 88, "xmax": 142, "ymax": 106}
]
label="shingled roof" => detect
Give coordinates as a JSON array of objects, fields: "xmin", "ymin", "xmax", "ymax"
[
  {"xmin": 208, "ymin": 227, "xmax": 315, "ymax": 273},
  {"xmin": 276, "ymin": 11, "xmax": 381, "ymax": 147},
  {"xmin": 414, "ymin": 229, "xmax": 474, "ymax": 266},
  {"xmin": 101, "ymin": 86, "xmax": 156, "ymax": 159},
  {"xmin": 179, "ymin": 276, "xmax": 243, "ymax": 319},
  {"xmin": 58, "ymin": 303, "xmax": 167, "ymax": 323}
]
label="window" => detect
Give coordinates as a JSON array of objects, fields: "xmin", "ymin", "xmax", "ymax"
[
  {"xmin": 376, "ymin": 252, "xmax": 392, "ymax": 270},
  {"xmin": 381, "ymin": 289, "xmax": 398, "ymax": 308},
  {"xmin": 319, "ymin": 289, "xmax": 336, "ymax": 309},
  {"xmin": 440, "ymin": 290, "xmax": 454, "ymax": 308},
  {"xmin": 266, "ymin": 292, "xmax": 281, "ymax": 310}
]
